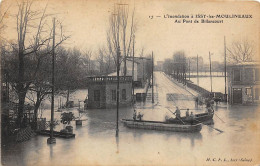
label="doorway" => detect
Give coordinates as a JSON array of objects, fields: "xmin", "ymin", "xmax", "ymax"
[{"xmin": 233, "ymin": 88, "xmax": 242, "ymax": 104}]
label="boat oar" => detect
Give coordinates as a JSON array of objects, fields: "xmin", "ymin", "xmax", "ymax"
[
  {"xmin": 166, "ymin": 107, "xmax": 185, "ymax": 125},
  {"xmin": 214, "ymin": 113, "xmax": 225, "ymax": 123},
  {"xmin": 194, "ymin": 119, "xmax": 223, "ymax": 133}
]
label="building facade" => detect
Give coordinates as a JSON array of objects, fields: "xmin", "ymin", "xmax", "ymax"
[
  {"xmin": 87, "ymin": 76, "xmax": 132, "ymax": 109},
  {"xmin": 227, "ymin": 62, "xmax": 260, "ymax": 104}
]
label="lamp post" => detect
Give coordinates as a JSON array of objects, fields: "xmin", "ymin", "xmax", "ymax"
[
  {"xmin": 116, "ymin": 46, "xmax": 120, "ymax": 137},
  {"xmin": 197, "ymin": 54, "xmax": 199, "ymax": 85},
  {"xmin": 47, "ymin": 18, "xmax": 56, "ymax": 144},
  {"xmin": 209, "ymin": 52, "xmax": 213, "ymax": 93},
  {"xmin": 132, "ymin": 35, "xmax": 135, "ymax": 102},
  {"xmin": 152, "ymin": 52, "xmax": 154, "ymax": 103},
  {"xmin": 188, "ymin": 59, "xmax": 190, "ymax": 81},
  {"xmin": 224, "ymin": 36, "xmax": 227, "ymax": 102}
]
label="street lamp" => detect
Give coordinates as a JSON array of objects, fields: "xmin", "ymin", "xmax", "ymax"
[
  {"xmin": 116, "ymin": 46, "xmax": 121, "ymax": 137},
  {"xmin": 209, "ymin": 52, "xmax": 213, "ymax": 93},
  {"xmin": 47, "ymin": 18, "xmax": 56, "ymax": 144}
]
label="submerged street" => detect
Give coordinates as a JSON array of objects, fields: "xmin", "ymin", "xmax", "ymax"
[{"xmin": 2, "ymin": 72, "xmax": 260, "ymax": 166}]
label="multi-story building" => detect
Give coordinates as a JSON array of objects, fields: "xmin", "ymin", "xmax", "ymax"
[
  {"xmin": 227, "ymin": 62, "xmax": 260, "ymax": 104},
  {"xmin": 87, "ymin": 76, "xmax": 132, "ymax": 109}
]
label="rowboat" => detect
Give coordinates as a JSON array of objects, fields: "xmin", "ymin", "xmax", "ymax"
[{"xmin": 121, "ymin": 119, "xmax": 202, "ymax": 132}]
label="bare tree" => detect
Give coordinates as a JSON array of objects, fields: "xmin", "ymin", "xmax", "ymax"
[
  {"xmin": 172, "ymin": 51, "xmax": 187, "ymax": 82},
  {"xmin": 97, "ymin": 47, "xmax": 105, "ymax": 74},
  {"xmin": 8, "ymin": 1, "xmax": 68, "ymax": 126},
  {"xmin": 83, "ymin": 50, "xmax": 92, "ymax": 74},
  {"xmin": 227, "ymin": 38, "xmax": 254, "ymax": 63},
  {"xmin": 106, "ymin": 4, "xmax": 136, "ymax": 75}
]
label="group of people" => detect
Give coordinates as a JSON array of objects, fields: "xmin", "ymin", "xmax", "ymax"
[
  {"xmin": 132, "ymin": 98, "xmax": 214, "ymax": 122},
  {"xmin": 206, "ymin": 99, "xmax": 214, "ymax": 114},
  {"xmin": 174, "ymin": 107, "xmax": 195, "ymax": 120},
  {"xmin": 133, "ymin": 109, "xmax": 144, "ymax": 121}
]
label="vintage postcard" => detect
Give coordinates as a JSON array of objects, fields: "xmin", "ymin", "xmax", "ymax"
[{"xmin": 0, "ymin": 0, "xmax": 260, "ymax": 165}]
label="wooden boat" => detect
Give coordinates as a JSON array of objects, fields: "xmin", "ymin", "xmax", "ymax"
[
  {"xmin": 121, "ymin": 119, "xmax": 202, "ymax": 132},
  {"xmin": 165, "ymin": 112, "xmax": 214, "ymax": 124}
]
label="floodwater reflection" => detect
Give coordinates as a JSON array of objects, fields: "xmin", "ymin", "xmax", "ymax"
[
  {"xmin": 116, "ymin": 136, "xmax": 119, "ymax": 154},
  {"xmin": 2, "ymin": 88, "xmax": 260, "ymax": 166},
  {"xmin": 48, "ymin": 143, "xmax": 55, "ymax": 160}
]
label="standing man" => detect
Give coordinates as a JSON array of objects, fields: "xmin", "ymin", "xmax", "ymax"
[
  {"xmin": 186, "ymin": 108, "xmax": 190, "ymax": 118},
  {"xmin": 190, "ymin": 112, "xmax": 195, "ymax": 125},
  {"xmin": 174, "ymin": 106, "xmax": 181, "ymax": 119}
]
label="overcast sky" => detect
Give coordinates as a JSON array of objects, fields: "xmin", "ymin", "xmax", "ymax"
[{"xmin": 1, "ymin": 0, "xmax": 259, "ymax": 63}]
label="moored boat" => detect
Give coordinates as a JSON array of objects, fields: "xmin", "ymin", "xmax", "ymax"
[
  {"xmin": 121, "ymin": 119, "xmax": 202, "ymax": 132},
  {"xmin": 36, "ymin": 130, "xmax": 75, "ymax": 138}
]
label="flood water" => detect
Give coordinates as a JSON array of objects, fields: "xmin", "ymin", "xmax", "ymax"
[{"xmin": 2, "ymin": 72, "xmax": 260, "ymax": 166}]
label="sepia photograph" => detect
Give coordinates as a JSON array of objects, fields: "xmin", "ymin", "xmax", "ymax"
[{"xmin": 0, "ymin": 0, "xmax": 260, "ymax": 165}]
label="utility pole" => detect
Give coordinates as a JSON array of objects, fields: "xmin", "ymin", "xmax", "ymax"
[
  {"xmin": 116, "ymin": 44, "xmax": 121, "ymax": 137},
  {"xmin": 47, "ymin": 18, "xmax": 56, "ymax": 144},
  {"xmin": 152, "ymin": 52, "xmax": 154, "ymax": 103},
  {"xmin": 132, "ymin": 35, "xmax": 135, "ymax": 102},
  {"xmin": 188, "ymin": 59, "xmax": 190, "ymax": 81},
  {"xmin": 224, "ymin": 36, "xmax": 227, "ymax": 101},
  {"xmin": 209, "ymin": 52, "xmax": 212, "ymax": 93},
  {"xmin": 116, "ymin": 46, "xmax": 120, "ymax": 137},
  {"xmin": 197, "ymin": 54, "xmax": 199, "ymax": 85},
  {"xmin": 184, "ymin": 59, "xmax": 186, "ymax": 85},
  {"xmin": 182, "ymin": 55, "xmax": 186, "ymax": 85},
  {"xmin": 142, "ymin": 58, "xmax": 144, "ymax": 86}
]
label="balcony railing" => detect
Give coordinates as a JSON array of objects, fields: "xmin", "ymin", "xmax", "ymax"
[{"xmin": 87, "ymin": 76, "xmax": 132, "ymax": 83}]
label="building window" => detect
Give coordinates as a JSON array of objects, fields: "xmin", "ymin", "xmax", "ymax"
[
  {"xmin": 255, "ymin": 68, "xmax": 260, "ymax": 81},
  {"xmin": 245, "ymin": 68, "xmax": 253, "ymax": 81},
  {"xmin": 233, "ymin": 69, "xmax": 241, "ymax": 81},
  {"xmin": 246, "ymin": 88, "xmax": 252, "ymax": 96},
  {"xmin": 112, "ymin": 90, "xmax": 116, "ymax": 101},
  {"xmin": 122, "ymin": 89, "xmax": 126, "ymax": 100},
  {"xmin": 94, "ymin": 90, "xmax": 100, "ymax": 101},
  {"xmin": 246, "ymin": 88, "xmax": 253, "ymax": 101}
]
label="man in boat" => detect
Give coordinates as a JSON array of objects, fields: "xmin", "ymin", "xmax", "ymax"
[
  {"xmin": 206, "ymin": 100, "xmax": 211, "ymax": 108},
  {"xmin": 174, "ymin": 107, "xmax": 181, "ymax": 119},
  {"xmin": 186, "ymin": 109, "xmax": 190, "ymax": 119},
  {"xmin": 207, "ymin": 106, "xmax": 214, "ymax": 115},
  {"xmin": 133, "ymin": 109, "xmax": 137, "ymax": 121},
  {"xmin": 137, "ymin": 112, "xmax": 143, "ymax": 121},
  {"xmin": 190, "ymin": 112, "xmax": 195, "ymax": 125}
]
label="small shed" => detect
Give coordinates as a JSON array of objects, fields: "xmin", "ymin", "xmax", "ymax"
[{"xmin": 87, "ymin": 76, "xmax": 133, "ymax": 109}]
